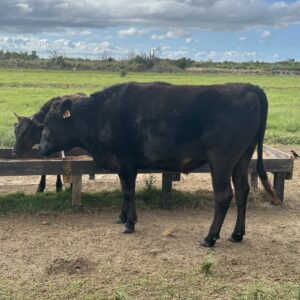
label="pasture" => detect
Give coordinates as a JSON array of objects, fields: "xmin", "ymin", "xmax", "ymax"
[
  {"xmin": 0, "ymin": 69, "xmax": 300, "ymax": 146},
  {"xmin": 0, "ymin": 69, "xmax": 299, "ymax": 299}
]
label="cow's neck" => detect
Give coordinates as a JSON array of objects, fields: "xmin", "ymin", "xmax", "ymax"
[{"xmin": 72, "ymin": 101, "xmax": 99, "ymax": 152}]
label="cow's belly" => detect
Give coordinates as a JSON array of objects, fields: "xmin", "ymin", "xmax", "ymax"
[{"xmin": 140, "ymin": 136, "xmax": 208, "ymax": 172}]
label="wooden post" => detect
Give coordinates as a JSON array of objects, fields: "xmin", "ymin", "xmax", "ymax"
[
  {"xmin": 273, "ymin": 172, "xmax": 285, "ymax": 202},
  {"xmin": 162, "ymin": 172, "xmax": 173, "ymax": 193},
  {"xmin": 250, "ymin": 172, "xmax": 258, "ymax": 191},
  {"xmin": 162, "ymin": 173, "xmax": 173, "ymax": 209},
  {"xmin": 72, "ymin": 175, "xmax": 82, "ymax": 209}
]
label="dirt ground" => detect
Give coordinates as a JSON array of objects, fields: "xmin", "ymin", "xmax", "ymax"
[{"xmin": 0, "ymin": 147, "xmax": 299, "ymax": 299}]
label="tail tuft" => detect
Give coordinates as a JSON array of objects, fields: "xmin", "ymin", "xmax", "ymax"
[
  {"xmin": 254, "ymin": 86, "xmax": 282, "ymax": 205},
  {"xmin": 259, "ymin": 176, "xmax": 282, "ymax": 205}
]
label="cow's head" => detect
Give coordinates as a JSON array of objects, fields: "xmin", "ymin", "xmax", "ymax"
[
  {"xmin": 39, "ymin": 99, "xmax": 76, "ymax": 156},
  {"xmin": 13, "ymin": 113, "xmax": 43, "ymax": 156}
]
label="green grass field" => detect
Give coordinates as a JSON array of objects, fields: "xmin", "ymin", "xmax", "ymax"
[
  {"xmin": 0, "ymin": 69, "xmax": 299, "ymax": 300},
  {"xmin": 0, "ymin": 69, "xmax": 299, "ymax": 147}
]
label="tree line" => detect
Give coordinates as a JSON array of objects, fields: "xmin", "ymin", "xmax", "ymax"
[{"xmin": 0, "ymin": 49, "xmax": 299, "ymax": 74}]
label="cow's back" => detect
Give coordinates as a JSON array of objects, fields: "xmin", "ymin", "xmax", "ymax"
[{"xmin": 90, "ymin": 82, "xmax": 263, "ymax": 171}]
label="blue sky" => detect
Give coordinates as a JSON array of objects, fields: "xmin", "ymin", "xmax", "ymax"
[{"xmin": 0, "ymin": 0, "xmax": 299, "ymax": 62}]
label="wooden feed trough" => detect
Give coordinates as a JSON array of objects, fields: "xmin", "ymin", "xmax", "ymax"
[{"xmin": 0, "ymin": 145, "xmax": 294, "ymax": 208}]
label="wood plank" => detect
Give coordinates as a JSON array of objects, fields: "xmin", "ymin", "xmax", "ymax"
[
  {"xmin": 263, "ymin": 145, "xmax": 292, "ymax": 159},
  {"xmin": 0, "ymin": 157, "xmax": 294, "ymax": 176},
  {"xmin": 251, "ymin": 159, "xmax": 294, "ymax": 173},
  {"xmin": 0, "ymin": 146, "xmax": 291, "ymax": 160},
  {"xmin": 0, "ymin": 147, "xmax": 89, "ymax": 159}
]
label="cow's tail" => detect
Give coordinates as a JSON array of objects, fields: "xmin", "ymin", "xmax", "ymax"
[{"xmin": 255, "ymin": 87, "xmax": 282, "ymax": 205}]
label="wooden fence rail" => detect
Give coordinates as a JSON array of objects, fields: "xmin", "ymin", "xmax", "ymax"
[{"xmin": 0, "ymin": 145, "xmax": 294, "ymax": 207}]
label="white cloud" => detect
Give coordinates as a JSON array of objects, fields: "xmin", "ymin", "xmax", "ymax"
[
  {"xmin": 0, "ymin": 33, "xmax": 285, "ymax": 62},
  {"xmin": 261, "ymin": 30, "xmax": 271, "ymax": 38},
  {"xmin": 161, "ymin": 45, "xmax": 171, "ymax": 51},
  {"xmin": 0, "ymin": 35, "xmax": 130, "ymax": 59},
  {"xmin": 151, "ymin": 34, "xmax": 166, "ymax": 40},
  {"xmin": 165, "ymin": 29, "xmax": 190, "ymax": 39},
  {"xmin": 66, "ymin": 29, "xmax": 92, "ymax": 36},
  {"xmin": 1, "ymin": 0, "xmax": 300, "ymax": 33},
  {"xmin": 118, "ymin": 27, "xmax": 147, "ymax": 37},
  {"xmin": 151, "ymin": 28, "xmax": 192, "ymax": 41},
  {"xmin": 14, "ymin": 3, "xmax": 33, "ymax": 14},
  {"xmin": 160, "ymin": 49, "xmax": 190, "ymax": 59},
  {"xmin": 195, "ymin": 50, "xmax": 258, "ymax": 62},
  {"xmin": 239, "ymin": 36, "xmax": 246, "ymax": 41}
]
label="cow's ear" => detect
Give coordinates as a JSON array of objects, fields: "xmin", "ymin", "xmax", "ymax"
[
  {"xmin": 60, "ymin": 99, "xmax": 73, "ymax": 119},
  {"xmin": 14, "ymin": 112, "xmax": 21, "ymax": 121}
]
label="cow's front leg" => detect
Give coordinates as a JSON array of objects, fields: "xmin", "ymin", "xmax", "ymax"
[
  {"xmin": 36, "ymin": 175, "xmax": 46, "ymax": 193},
  {"xmin": 118, "ymin": 167, "xmax": 137, "ymax": 233},
  {"xmin": 56, "ymin": 175, "xmax": 63, "ymax": 192}
]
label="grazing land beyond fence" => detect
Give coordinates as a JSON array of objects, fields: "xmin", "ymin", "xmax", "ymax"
[{"xmin": 0, "ymin": 69, "xmax": 299, "ymax": 147}]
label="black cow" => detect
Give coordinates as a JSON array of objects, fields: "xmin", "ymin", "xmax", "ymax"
[
  {"xmin": 39, "ymin": 82, "xmax": 278, "ymax": 247},
  {"xmin": 13, "ymin": 92, "xmax": 87, "ymax": 192}
]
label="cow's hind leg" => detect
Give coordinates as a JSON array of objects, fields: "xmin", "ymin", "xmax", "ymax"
[
  {"xmin": 118, "ymin": 167, "xmax": 137, "ymax": 233},
  {"xmin": 200, "ymin": 166, "xmax": 233, "ymax": 247},
  {"xmin": 230, "ymin": 146, "xmax": 255, "ymax": 242},
  {"xmin": 56, "ymin": 175, "xmax": 63, "ymax": 192},
  {"xmin": 36, "ymin": 175, "xmax": 46, "ymax": 193}
]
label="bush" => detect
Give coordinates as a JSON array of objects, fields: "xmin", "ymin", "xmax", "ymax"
[
  {"xmin": 174, "ymin": 57, "xmax": 194, "ymax": 69},
  {"xmin": 151, "ymin": 61, "xmax": 180, "ymax": 73},
  {"xmin": 120, "ymin": 70, "xmax": 127, "ymax": 77}
]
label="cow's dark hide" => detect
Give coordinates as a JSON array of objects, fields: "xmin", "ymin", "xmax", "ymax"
[
  {"xmin": 13, "ymin": 92, "xmax": 87, "ymax": 192},
  {"xmin": 39, "ymin": 82, "xmax": 277, "ymax": 246}
]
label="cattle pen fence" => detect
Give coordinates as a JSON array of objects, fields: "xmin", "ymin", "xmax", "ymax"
[{"xmin": 0, "ymin": 145, "xmax": 294, "ymax": 208}]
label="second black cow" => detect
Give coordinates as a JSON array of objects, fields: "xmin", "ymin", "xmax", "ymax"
[
  {"xmin": 39, "ymin": 82, "xmax": 277, "ymax": 247},
  {"xmin": 13, "ymin": 92, "xmax": 87, "ymax": 192}
]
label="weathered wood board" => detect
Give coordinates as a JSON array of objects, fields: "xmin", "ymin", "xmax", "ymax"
[{"xmin": 0, "ymin": 145, "xmax": 294, "ymax": 204}]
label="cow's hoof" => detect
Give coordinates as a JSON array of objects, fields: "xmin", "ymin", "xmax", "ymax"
[
  {"xmin": 36, "ymin": 189, "xmax": 44, "ymax": 193},
  {"xmin": 199, "ymin": 238, "xmax": 216, "ymax": 247},
  {"xmin": 122, "ymin": 226, "xmax": 135, "ymax": 234},
  {"xmin": 229, "ymin": 233, "xmax": 243, "ymax": 243},
  {"xmin": 115, "ymin": 217, "xmax": 127, "ymax": 224}
]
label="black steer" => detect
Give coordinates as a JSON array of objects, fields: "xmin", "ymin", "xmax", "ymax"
[
  {"xmin": 39, "ymin": 82, "xmax": 278, "ymax": 247},
  {"xmin": 13, "ymin": 92, "xmax": 87, "ymax": 193}
]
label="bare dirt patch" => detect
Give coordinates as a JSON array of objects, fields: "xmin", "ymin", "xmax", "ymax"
[
  {"xmin": 46, "ymin": 257, "xmax": 93, "ymax": 275},
  {"xmin": 0, "ymin": 146, "xmax": 299, "ymax": 299}
]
